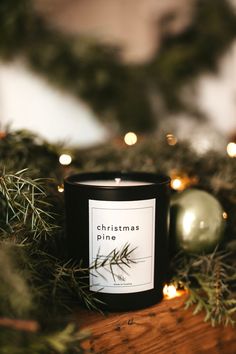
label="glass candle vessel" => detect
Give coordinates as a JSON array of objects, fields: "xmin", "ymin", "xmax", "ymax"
[{"xmin": 64, "ymin": 171, "xmax": 170, "ymax": 311}]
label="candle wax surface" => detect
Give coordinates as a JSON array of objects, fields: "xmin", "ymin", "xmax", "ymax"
[{"xmin": 77, "ymin": 178, "xmax": 153, "ymax": 187}]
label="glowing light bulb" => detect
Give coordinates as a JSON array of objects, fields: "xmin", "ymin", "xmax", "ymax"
[
  {"xmin": 222, "ymin": 211, "xmax": 228, "ymax": 220},
  {"xmin": 163, "ymin": 284, "xmax": 186, "ymax": 299},
  {"xmin": 166, "ymin": 133, "xmax": 177, "ymax": 146},
  {"xmin": 171, "ymin": 178, "xmax": 183, "ymax": 191},
  {"xmin": 124, "ymin": 132, "xmax": 137, "ymax": 146},
  {"xmin": 57, "ymin": 185, "xmax": 64, "ymax": 193},
  {"xmin": 227, "ymin": 142, "xmax": 236, "ymax": 157},
  {"xmin": 163, "ymin": 284, "xmax": 177, "ymax": 299},
  {"xmin": 59, "ymin": 154, "xmax": 72, "ymax": 165}
]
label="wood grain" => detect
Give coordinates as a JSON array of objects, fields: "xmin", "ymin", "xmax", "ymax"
[{"xmin": 76, "ymin": 295, "xmax": 236, "ymax": 354}]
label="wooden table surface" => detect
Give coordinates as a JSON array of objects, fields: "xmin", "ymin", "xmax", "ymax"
[{"xmin": 76, "ymin": 294, "xmax": 235, "ymax": 354}]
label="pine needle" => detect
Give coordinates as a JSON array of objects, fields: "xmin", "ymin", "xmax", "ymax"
[
  {"xmin": 0, "ymin": 169, "xmax": 56, "ymax": 240},
  {"xmin": 173, "ymin": 251, "xmax": 236, "ymax": 326}
]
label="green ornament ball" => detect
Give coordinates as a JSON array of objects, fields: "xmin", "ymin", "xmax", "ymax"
[{"xmin": 170, "ymin": 189, "xmax": 226, "ymax": 254}]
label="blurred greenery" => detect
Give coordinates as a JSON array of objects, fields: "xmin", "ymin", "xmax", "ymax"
[{"xmin": 0, "ymin": 0, "xmax": 236, "ymax": 132}]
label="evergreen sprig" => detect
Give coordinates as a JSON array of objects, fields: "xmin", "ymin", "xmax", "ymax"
[
  {"xmin": 0, "ymin": 168, "xmax": 89, "ymax": 353},
  {"xmin": 172, "ymin": 251, "xmax": 236, "ymax": 326},
  {"xmin": 52, "ymin": 243, "xmax": 136, "ymax": 311},
  {"xmin": 0, "ymin": 244, "xmax": 33, "ymax": 317},
  {"xmin": 0, "ymin": 323, "xmax": 89, "ymax": 354},
  {"xmin": 0, "ymin": 168, "xmax": 55, "ymax": 239}
]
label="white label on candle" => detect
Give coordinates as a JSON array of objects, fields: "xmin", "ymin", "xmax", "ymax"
[{"xmin": 89, "ymin": 199, "xmax": 155, "ymax": 294}]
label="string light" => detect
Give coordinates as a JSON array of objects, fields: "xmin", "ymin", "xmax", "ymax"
[
  {"xmin": 170, "ymin": 172, "xmax": 198, "ymax": 191},
  {"xmin": 124, "ymin": 132, "xmax": 137, "ymax": 146},
  {"xmin": 171, "ymin": 177, "xmax": 183, "ymax": 191},
  {"xmin": 222, "ymin": 211, "xmax": 228, "ymax": 220},
  {"xmin": 57, "ymin": 184, "xmax": 64, "ymax": 193},
  {"xmin": 166, "ymin": 133, "xmax": 177, "ymax": 146},
  {"xmin": 227, "ymin": 142, "xmax": 236, "ymax": 157},
  {"xmin": 163, "ymin": 284, "xmax": 185, "ymax": 300},
  {"xmin": 59, "ymin": 154, "xmax": 72, "ymax": 166}
]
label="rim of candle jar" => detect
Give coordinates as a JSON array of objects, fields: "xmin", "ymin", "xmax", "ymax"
[{"xmin": 64, "ymin": 171, "xmax": 170, "ymax": 189}]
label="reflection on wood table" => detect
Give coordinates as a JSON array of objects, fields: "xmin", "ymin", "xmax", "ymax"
[{"xmin": 76, "ymin": 295, "xmax": 235, "ymax": 354}]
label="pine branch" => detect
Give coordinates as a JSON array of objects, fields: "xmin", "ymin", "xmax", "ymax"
[
  {"xmin": 0, "ymin": 323, "xmax": 89, "ymax": 354},
  {"xmin": 45, "ymin": 324, "xmax": 89, "ymax": 353},
  {"xmin": 0, "ymin": 169, "xmax": 56, "ymax": 240},
  {"xmin": 52, "ymin": 244, "xmax": 136, "ymax": 311},
  {"xmin": 0, "ymin": 244, "xmax": 34, "ymax": 317},
  {"xmin": 173, "ymin": 251, "xmax": 236, "ymax": 326}
]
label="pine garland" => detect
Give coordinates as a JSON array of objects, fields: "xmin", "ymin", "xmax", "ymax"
[
  {"xmin": 1, "ymin": 0, "xmax": 236, "ymax": 131},
  {"xmin": 0, "ymin": 129, "xmax": 235, "ymax": 352}
]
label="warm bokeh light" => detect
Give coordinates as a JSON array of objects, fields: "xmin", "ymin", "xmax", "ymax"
[
  {"xmin": 0, "ymin": 131, "xmax": 7, "ymax": 139},
  {"xmin": 59, "ymin": 153, "xmax": 72, "ymax": 165},
  {"xmin": 57, "ymin": 184, "xmax": 64, "ymax": 193},
  {"xmin": 171, "ymin": 177, "xmax": 183, "ymax": 191},
  {"xmin": 163, "ymin": 284, "xmax": 186, "ymax": 300},
  {"xmin": 163, "ymin": 284, "xmax": 177, "ymax": 299},
  {"xmin": 166, "ymin": 133, "xmax": 177, "ymax": 146},
  {"xmin": 124, "ymin": 132, "xmax": 138, "ymax": 146},
  {"xmin": 170, "ymin": 172, "xmax": 198, "ymax": 191},
  {"xmin": 227, "ymin": 142, "xmax": 236, "ymax": 157},
  {"xmin": 222, "ymin": 211, "xmax": 228, "ymax": 220}
]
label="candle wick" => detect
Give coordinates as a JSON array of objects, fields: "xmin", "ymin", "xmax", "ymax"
[{"xmin": 115, "ymin": 178, "xmax": 121, "ymax": 184}]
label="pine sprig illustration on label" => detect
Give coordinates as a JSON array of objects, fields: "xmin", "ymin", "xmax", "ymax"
[{"xmin": 91, "ymin": 243, "xmax": 137, "ymax": 282}]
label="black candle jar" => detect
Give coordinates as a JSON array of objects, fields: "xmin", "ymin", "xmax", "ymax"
[{"xmin": 64, "ymin": 171, "xmax": 170, "ymax": 311}]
